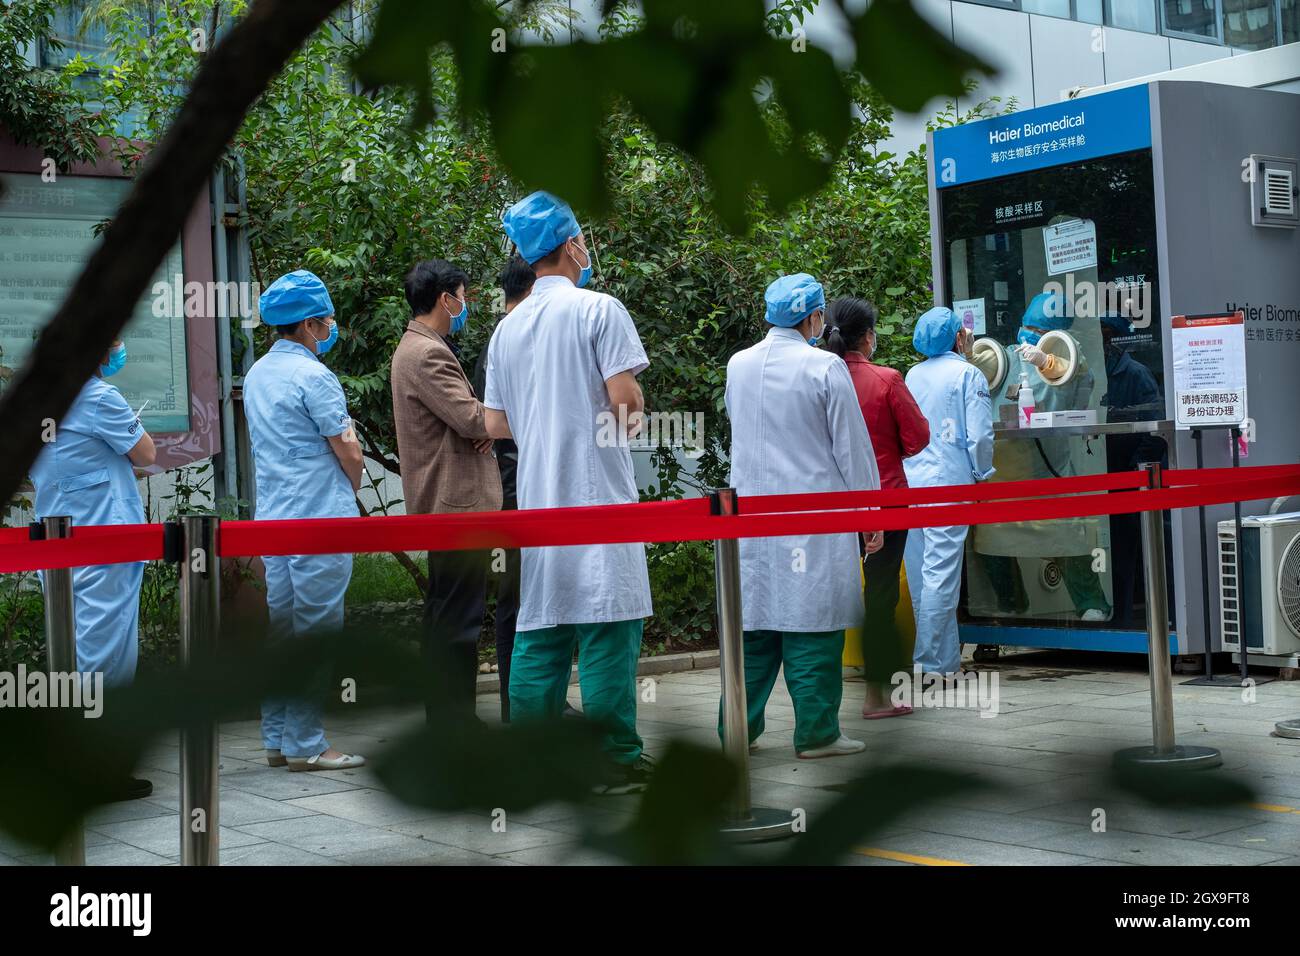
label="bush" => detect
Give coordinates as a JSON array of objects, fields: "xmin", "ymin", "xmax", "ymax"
[{"xmin": 643, "ymin": 540, "xmax": 717, "ymax": 655}]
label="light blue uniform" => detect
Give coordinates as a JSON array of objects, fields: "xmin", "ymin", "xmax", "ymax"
[
  {"xmin": 903, "ymin": 351, "xmax": 995, "ymax": 674},
  {"xmin": 31, "ymin": 377, "xmax": 146, "ymax": 687},
  {"xmin": 244, "ymin": 339, "xmax": 358, "ymax": 759}
]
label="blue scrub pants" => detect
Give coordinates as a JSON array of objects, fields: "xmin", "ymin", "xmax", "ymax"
[
  {"xmin": 509, "ymin": 620, "xmax": 644, "ymax": 765},
  {"xmin": 904, "ymin": 525, "xmax": 968, "ymax": 675},
  {"xmin": 260, "ymin": 552, "xmax": 351, "ymax": 759},
  {"xmin": 59, "ymin": 560, "xmax": 143, "ymax": 688}
]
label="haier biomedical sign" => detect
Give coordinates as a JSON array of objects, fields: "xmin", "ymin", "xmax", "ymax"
[{"xmin": 933, "ymin": 84, "xmax": 1152, "ymax": 188}]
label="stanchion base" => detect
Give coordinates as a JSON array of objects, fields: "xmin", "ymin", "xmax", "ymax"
[
  {"xmin": 721, "ymin": 806, "xmax": 799, "ymax": 843},
  {"xmin": 1273, "ymin": 719, "xmax": 1300, "ymax": 739},
  {"xmin": 1112, "ymin": 744, "xmax": 1223, "ymax": 770},
  {"xmin": 1180, "ymin": 674, "xmax": 1251, "ymax": 687}
]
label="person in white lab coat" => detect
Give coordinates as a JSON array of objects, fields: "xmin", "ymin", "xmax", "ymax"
[
  {"xmin": 903, "ymin": 307, "xmax": 995, "ymax": 676},
  {"xmin": 724, "ymin": 273, "xmax": 881, "ymax": 759},
  {"xmin": 484, "ymin": 190, "xmax": 654, "ymax": 795}
]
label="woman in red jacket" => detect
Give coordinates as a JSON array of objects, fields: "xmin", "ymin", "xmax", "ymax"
[{"xmin": 824, "ymin": 298, "xmax": 931, "ymax": 718}]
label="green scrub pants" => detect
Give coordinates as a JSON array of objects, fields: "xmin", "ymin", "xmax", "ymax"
[
  {"xmin": 717, "ymin": 629, "xmax": 845, "ymax": 754},
  {"xmin": 510, "ymin": 619, "xmax": 644, "ymax": 765}
]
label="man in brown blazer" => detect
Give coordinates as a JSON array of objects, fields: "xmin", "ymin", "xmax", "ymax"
[{"xmin": 392, "ymin": 258, "xmax": 503, "ymax": 721}]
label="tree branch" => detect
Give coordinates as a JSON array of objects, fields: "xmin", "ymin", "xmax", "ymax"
[{"xmin": 0, "ymin": 0, "xmax": 346, "ymax": 507}]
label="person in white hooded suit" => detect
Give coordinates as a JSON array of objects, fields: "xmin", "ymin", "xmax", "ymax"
[{"xmin": 722, "ymin": 273, "xmax": 881, "ymax": 759}]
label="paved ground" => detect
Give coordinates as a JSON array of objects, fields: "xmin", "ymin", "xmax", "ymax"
[{"xmin": 4, "ymin": 652, "xmax": 1300, "ymax": 866}]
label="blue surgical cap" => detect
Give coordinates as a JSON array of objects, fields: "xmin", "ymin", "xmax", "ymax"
[
  {"xmin": 259, "ymin": 270, "xmax": 334, "ymax": 325},
  {"xmin": 764, "ymin": 273, "xmax": 825, "ymax": 328},
  {"xmin": 502, "ymin": 190, "xmax": 581, "ymax": 264},
  {"xmin": 1023, "ymin": 291, "xmax": 1072, "ymax": 331},
  {"xmin": 1100, "ymin": 313, "xmax": 1132, "ymax": 335},
  {"xmin": 913, "ymin": 306, "xmax": 961, "ymax": 357}
]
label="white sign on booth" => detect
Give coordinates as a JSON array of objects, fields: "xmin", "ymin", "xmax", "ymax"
[{"xmin": 1171, "ymin": 311, "xmax": 1248, "ymax": 430}]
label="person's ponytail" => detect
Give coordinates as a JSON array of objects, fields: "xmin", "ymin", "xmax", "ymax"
[
  {"xmin": 822, "ymin": 324, "xmax": 848, "ymax": 358},
  {"xmin": 823, "ymin": 297, "xmax": 877, "ymax": 358}
]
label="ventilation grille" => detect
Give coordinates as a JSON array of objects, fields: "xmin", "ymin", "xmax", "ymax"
[
  {"xmin": 1264, "ymin": 167, "xmax": 1296, "ymax": 217},
  {"xmin": 1251, "ymin": 155, "xmax": 1300, "ymax": 229},
  {"xmin": 1219, "ymin": 527, "xmax": 1240, "ymax": 645},
  {"xmin": 1279, "ymin": 532, "xmax": 1300, "ymax": 640}
]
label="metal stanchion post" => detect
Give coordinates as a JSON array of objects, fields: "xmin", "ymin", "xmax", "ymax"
[
  {"xmin": 39, "ymin": 516, "xmax": 85, "ymax": 866},
  {"xmin": 1115, "ymin": 465, "xmax": 1222, "ymax": 770},
  {"xmin": 711, "ymin": 489, "xmax": 796, "ymax": 842},
  {"xmin": 178, "ymin": 514, "xmax": 221, "ymax": 865}
]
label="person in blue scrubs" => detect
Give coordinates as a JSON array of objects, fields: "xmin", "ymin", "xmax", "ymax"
[
  {"xmin": 244, "ymin": 270, "xmax": 366, "ymax": 772},
  {"xmin": 31, "ymin": 339, "xmax": 155, "ymax": 799},
  {"xmin": 902, "ymin": 308, "xmax": 995, "ymax": 677}
]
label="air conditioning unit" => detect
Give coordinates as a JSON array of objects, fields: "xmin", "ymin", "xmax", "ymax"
[{"xmin": 1218, "ymin": 513, "xmax": 1300, "ymax": 656}]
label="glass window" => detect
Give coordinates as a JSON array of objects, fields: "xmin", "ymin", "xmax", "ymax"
[
  {"xmin": 0, "ymin": 176, "xmax": 192, "ymax": 434},
  {"xmin": 1223, "ymin": 0, "xmax": 1278, "ymax": 47},
  {"xmin": 1279, "ymin": 0, "xmax": 1298, "ymax": 41},
  {"xmin": 1108, "ymin": 0, "xmax": 1160, "ymax": 31},
  {"xmin": 1163, "ymin": 0, "xmax": 1221, "ymax": 37},
  {"xmin": 1076, "ymin": 0, "xmax": 1106, "ymax": 22},
  {"xmin": 1024, "ymin": 0, "xmax": 1074, "ymax": 16},
  {"xmin": 939, "ymin": 151, "xmax": 1167, "ymax": 630},
  {"xmin": 38, "ymin": 2, "xmax": 109, "ymax": 70}
]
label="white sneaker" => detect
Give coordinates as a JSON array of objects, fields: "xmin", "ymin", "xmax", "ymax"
[
  {"xmin": 797, "ymin": 735, "xmax": 866, "ymax": 760},
  {"xmin": 287, "ymin": 751, "xmax": 366, "ymax": 772},
  {"xmin": 1081, "ymin": 608, "xmax": 1108, "ymax": 622}
]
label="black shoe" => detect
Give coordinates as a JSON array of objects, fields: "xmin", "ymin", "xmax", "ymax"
[
  {"xmin": 108, "ymin": 777, "xmax": 153, "ymax": 802},
  {"xmin": 592, "ymin": 754, "xmax": 654, "ymax": 796},
  {"xmin": 562, "ymin": 702, "xmax": 584, "ymax": 719}
]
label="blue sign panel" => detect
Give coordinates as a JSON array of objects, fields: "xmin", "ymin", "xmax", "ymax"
[{"xmin": 933, "ymin": 84, "xmax": 1152, "ymax": 189}]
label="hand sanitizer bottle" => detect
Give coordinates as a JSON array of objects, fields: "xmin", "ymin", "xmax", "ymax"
[{"xmin": 1018, "ymin": 372, "xmax": 1035, "ymax": 429}]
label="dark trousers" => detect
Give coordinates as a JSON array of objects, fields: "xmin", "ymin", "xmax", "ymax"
[
  {"xmin": 423, "ymin": 548, "xmax": 490, "ymax": 722},
  {"xmin": 862, "ymin": 529, "xmax": 908, "ymax": 682},
  {"xmin": 493, "ymin": 540, "xmax": 520, "ymax": 722}
]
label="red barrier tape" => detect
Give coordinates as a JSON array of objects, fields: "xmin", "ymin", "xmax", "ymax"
[{"xmin": 3, "ymin": 465, "xmax": 1297, "ymax": 573}]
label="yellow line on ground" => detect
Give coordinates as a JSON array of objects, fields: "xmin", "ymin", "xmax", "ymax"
[
  {"xmin": 1247, "ymin": 802, "xmax": 1299, "ymax": 814},
  {"xmin": 855, "ymin": 847, "xmax": 971, "ymax": 866}
]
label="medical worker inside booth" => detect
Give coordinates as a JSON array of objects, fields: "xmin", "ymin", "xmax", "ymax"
[{"xmin": 937, "ymin": 151, "xmax": 1169, "ymax": 631}]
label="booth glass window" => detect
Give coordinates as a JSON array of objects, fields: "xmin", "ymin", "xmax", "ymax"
[
  {"xmin": 1163, "ymin": 0, "xmax": 1221, "ymax": 36},
  {"xmin": 939, "ymin": 149, "xmax": 1167, "ymax": 630},
  {"xmin": 1223, "ymin": 0, "xmax": 1279, "ymax": 46}
]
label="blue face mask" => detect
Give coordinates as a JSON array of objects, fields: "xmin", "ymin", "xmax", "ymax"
[
  {"xmin": 570, "ymin": 240, "xmax": 593, "ymax": 289},
  {"xmin": 446, "ymin": 294, "xmax": 468, "ymax": 335},
  {"xmin": 313, "ymin": 319, "xmax": 339, "ymax": 356},
  {"xmin": 100, "ymin": 343, "xmax": 127, "ymax": 377},
  {"xmin": 807, "ymin": 312, "xmax": 826, "ymax": 347},
  {"xmin": 1016, "ymin": 327, "xmax": 1042, "ymax": 347}
]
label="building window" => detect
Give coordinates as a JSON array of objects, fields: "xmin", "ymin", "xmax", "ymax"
[
  {"xmin": 1278, "ymin": 0, "xmax": 1297, "ymax": 40},
  {"xmin": 1163, "ymin": 0, "xmax": 1221, "ymax": 36},
  {"xmin": 1223, "ymin": 0, "xmax": 1278, "ymax": 47},
  {"xmin": 1076, "ymin": 0, "xmax": 1106, "ymax": 22},
  {"xmin": 1024, "ymin": 0, "xmax": 1074, "ymax": 15},
  {"xmin": 1107, "ymin": 0, "xmax": 1161, "ymax": 32}
]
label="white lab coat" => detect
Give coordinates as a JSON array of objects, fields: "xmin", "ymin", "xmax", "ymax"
[
  {"xmin": 725, "ymin": 327, "xmax": 879, "ymax": 632},
  {"xmin": 902, "ymin": 351, "xmax": 995, "ymax": 674},
  {"xmin": 484, "ymin": 275, "xmax": 653, "ymax": 631}
]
